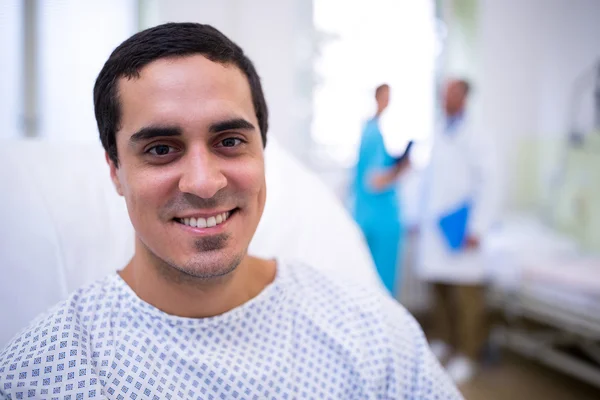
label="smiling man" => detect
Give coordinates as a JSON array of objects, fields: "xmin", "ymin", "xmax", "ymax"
[{"xmin": 0, "ymin": 23, "xmax": 462, "ymax": 399}]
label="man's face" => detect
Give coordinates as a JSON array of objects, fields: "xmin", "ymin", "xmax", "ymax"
[
  {"xmin": 108, "ymin": 55, "xmax": 266, "ymax": 279},
  {"xmin": 444, "ymin": 81, "xmax": 466, "ymax": 116}
]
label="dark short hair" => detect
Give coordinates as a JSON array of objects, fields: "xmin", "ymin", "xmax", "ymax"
[
  {"xmin": 93, "ymin": 22, "xmax": 269, "ymax": 166},
  {"xmin": 375, "ymin": 84, "xmax": 390, "ymax": 99}
]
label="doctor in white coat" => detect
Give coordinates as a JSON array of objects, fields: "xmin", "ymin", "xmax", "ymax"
[{"xmin": 418, "ymin": 79, "xmax": 499, "ymax": 384}]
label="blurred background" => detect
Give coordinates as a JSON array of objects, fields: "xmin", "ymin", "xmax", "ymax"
[{"xmin": 1, "ymin": 0, "xmax": 600, "ymax": 398}]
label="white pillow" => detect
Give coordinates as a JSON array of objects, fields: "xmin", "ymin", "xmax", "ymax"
[
  {"xmin": 250, "ymin": 139, "xmax": 382, "ymax": 289},
  {"xmin": 0, "ymin": 139, "xmax": 134, "ymax": 346}
]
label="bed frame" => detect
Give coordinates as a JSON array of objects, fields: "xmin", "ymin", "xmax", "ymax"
[{"xmin": 489, "ymin": 285, "xmax": 600, "ymax": 389}]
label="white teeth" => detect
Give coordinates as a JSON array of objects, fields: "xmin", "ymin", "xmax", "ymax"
[{"xmin": 180, "ymin": 211, "xmax": 232, "ymax": 228}]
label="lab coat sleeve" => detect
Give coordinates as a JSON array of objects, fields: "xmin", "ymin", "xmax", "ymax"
[{"xmin": 467, "ymin": 129, "xmax": 500, "ymax": 238}]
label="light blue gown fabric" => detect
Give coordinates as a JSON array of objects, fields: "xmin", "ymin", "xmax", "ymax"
[{"xmin": 0, "ymin": 261, "xmax": 463, "ymax": 399}]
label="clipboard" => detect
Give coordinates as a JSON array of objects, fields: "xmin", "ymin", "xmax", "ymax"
[{"xmin": 438, "ymin": 202, "xmax": 471, "ymax": 252}]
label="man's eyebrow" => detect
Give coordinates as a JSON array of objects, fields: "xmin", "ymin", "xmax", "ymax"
[
  {"xmin": 129, "ymin": 126, "xmax": 182, "ymax": 144},
  {"xmin": 209, "ymin": 118, "xmax": 256, "ymax": 133}
]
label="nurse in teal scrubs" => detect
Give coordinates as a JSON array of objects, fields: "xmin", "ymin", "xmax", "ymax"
[{"xmin": 352, "ymin": 84, "xmax": 410, "ymax": 295}]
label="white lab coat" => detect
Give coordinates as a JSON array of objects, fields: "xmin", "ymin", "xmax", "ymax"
[{"xmin": 417, "ymin": 116, "xmax": 499, "ymax": 284}]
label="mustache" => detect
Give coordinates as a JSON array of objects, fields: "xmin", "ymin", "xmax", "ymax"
[{"xmin": 164, "ymin": 192, "xmax": 243, "ymax": 214}]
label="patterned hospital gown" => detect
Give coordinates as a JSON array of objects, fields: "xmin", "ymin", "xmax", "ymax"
[{"xmin": 0, "ymin": 261, "xmax": 462, "ymax": 399}]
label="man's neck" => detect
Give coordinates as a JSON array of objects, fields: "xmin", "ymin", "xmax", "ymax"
[{"xmin": 119, "ymin": 248, "xmax": 277, "ymax": 319}]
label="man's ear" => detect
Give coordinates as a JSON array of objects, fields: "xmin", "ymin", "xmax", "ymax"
[{"xmin": 106, "ymin": 152, "xmax": 124, "ymax": 196}]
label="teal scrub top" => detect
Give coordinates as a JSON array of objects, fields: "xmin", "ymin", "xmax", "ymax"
[{"xmin": 352, "ymin": 118, "xmax": 401, "ymax": 230}]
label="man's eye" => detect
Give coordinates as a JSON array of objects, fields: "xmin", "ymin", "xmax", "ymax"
[
  {"xmin": 221, "ymin": 138, "xmax": 242, "ymax": 148},
  {"xmin": 148, "ymin": 145, "xmax": 174, "ymax": 156}
]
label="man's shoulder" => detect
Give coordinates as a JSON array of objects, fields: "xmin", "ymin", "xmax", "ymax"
[
  {"xmin": 0, "ymin": 275, "xmax": 119, "ymax": 374},
  {"xmin": 284, "ymin": 260, "xmax": 383, "ymax": 304},
  {"xmin": 281, "ymin": 261, "xmax": 418, "ymax": 338}
]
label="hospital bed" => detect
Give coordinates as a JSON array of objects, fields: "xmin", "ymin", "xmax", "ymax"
[
  {"xmin": 0, "ymin": 138, "xmax": 382, "ymax": 347},
  {"xmin": 485, "ymin": 216, "xmax": 600, "ymax": 389}
]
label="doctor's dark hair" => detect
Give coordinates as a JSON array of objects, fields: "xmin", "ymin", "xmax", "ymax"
[{"xmin": 93, "ymin": 22, "xmax": 269, "ymax": 166}]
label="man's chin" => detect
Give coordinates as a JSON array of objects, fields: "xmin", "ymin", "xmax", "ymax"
[
  {"xmin": 169, "ymin": 251, "xmax": 245, "ymax": 281},
  {"xmin": 193, "ymin": 233, "xmax": 230, "ymax": 252}
]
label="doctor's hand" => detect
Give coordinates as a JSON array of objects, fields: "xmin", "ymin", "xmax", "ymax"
[
  {"xmin": 464, "ymin": 235, "xmax": 480, "ymax": 250},
  {"xmin": 370, "ymin": 171, "xmax": 395, "ymax": 192}
]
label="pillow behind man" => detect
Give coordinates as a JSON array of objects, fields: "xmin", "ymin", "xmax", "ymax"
[
  {"xmin": 0, "ymin": 140, "xmax": 134, "ymax": 347},
  {"xmin": 0, "ymin": 23, "xmax": 461, "ymax": 399},
  {"xmin": 250, "ymin": 137, "xmax": 385, "ymax": 292}
]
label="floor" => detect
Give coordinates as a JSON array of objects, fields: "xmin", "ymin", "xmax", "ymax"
[{"xmin": 459, "ymin": 352, "xmax": 600, "ymax": 400}]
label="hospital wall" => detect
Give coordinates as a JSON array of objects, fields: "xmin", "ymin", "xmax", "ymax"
[
  {"xmin": 478, "ymin": 0, "xmax": 600, "ymax": 250},
  {"xmin": 0, "ymin": 1, "xmax": 22, "ymax": 139},
  {"xmin": 0, "ymin": 1, "xmax": 138, "ymax": 140},
  {"xmin": 477, "ymin": 0, "xmax": 600, "ymax": 210},
  {"xmin": 444, "ymin": 0, "xmax": 597, "ymax": 200}
]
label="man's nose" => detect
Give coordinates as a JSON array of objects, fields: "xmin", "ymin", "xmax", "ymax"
[{"xmin": 178, "ymin": 150, "xmax": 227, "ymax": 199}]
